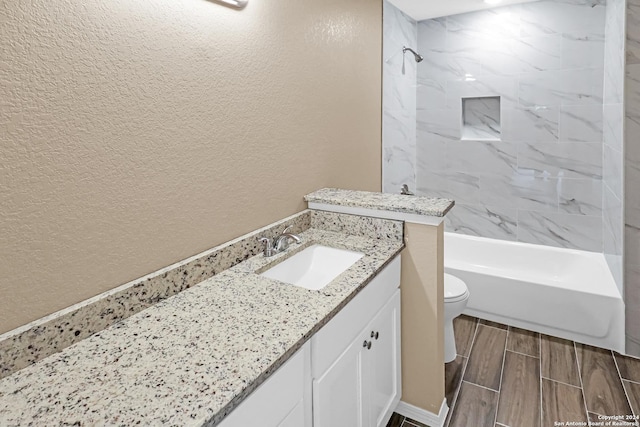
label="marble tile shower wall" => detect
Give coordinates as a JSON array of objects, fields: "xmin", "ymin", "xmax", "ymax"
[
  {"xmin": 603, "ymin": 0, "xmax": 625, "ymax": 294},
  {"xmin": 383, "ymin": 0, "xmax": 417, "ymax": 194},
  {"xmin": 415, "ymin": 0, "xmax": 607, "ymax": 252},
  {"xmin": 625, "ymin": 0, "xmax": 640, "ymax": 357}
]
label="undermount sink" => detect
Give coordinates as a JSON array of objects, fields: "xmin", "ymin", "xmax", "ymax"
[{"xmin": 260, "ymin": 244, "xmax": 365, "ymax": 291}]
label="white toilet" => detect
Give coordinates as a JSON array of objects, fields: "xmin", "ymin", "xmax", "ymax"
[{"xmin": 444, "ymin": 273, "xmax": 470, "ymax": 363}]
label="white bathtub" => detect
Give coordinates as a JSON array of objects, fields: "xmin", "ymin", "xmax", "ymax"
[{"xmin": 444, "ymin": 232, "xmax": 625, "ymax": 352}]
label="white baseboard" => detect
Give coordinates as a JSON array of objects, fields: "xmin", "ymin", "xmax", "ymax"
[{"xmin": 395, "ymin": 398, "xmax": 448, "ymax": 427}]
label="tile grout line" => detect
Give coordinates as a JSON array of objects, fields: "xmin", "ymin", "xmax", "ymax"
[
  {"xmin": 540, "ymin": 375, "xmax": 584, "ymax": 390},
  {"xmin": 467, "ymin": 317, "xmax": 480, "ymax": 359},
  {"xmin": 505, "ymin": 348, "xmax": 540, "ymax": 360},
  {"xmin": 539, "ymin": 333, "xmax": 543, "ymax": 427},
  {"xmin": 493, "ymin": 327, "xmax": 509, "ymax": 427},
  {"xmin": 611, "ymin": 350, "xmax": 637, "ymax": 418},
  {"xmin": 446, "ymin": 318, "xmax": 480, "ymax": 427},
  {"xmin": 445, "ymin": 357, "xmax": 466, "ymax": 427},
  {"xmin": 573, "ymin": 341, "xmax": 590, "ymax": 421},
  {"xmin": 478, "ymin": 322, "xmax": 508, "ymax": 332},
  {"xmin": 498, "ymin": 328, "xmax": 509, "ymax": 393},
  {"xmin": 461, "ymin": 380, "xmax": 500, "ymax": 393}
]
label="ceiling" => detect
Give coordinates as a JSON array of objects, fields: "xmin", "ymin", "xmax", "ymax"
[{"xmin": 386, "ymin": 0, "xmax": 540, "ymax": 21}]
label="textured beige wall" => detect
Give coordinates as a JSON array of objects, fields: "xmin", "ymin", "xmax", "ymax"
[
  {"xmin": 400, "ymin": 222, "xmax": 445, "ymax": 414},
  {"xmin": 0, "ymin": 0, "xmax": 382, "ymax": 334}
]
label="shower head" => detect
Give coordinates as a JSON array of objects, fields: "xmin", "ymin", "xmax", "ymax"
[{"xmin": 403, "ymin": 46, "xmax": 424, "ymax": 63}]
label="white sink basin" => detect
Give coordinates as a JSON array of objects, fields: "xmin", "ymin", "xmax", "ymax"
[{"xmin": 260, "ymin": 244, "xmax": 365, "ymax": 291}]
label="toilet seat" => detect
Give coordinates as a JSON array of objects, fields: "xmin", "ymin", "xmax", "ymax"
[{"xmin": 445, "ymin": 273, "xmax": 469, "ymax": 303}]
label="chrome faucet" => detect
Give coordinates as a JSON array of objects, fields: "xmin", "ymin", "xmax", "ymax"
[
  {"xmin": 400, "ymin": 184, "xmax": 414, "ymax": 195},
  {"xmin": 258, "ymin": 225, "xmax": 301, "ymax": 257},
  {"xmin": 275, "ymin": 225, "xmax": 301, "ymax": 251}
]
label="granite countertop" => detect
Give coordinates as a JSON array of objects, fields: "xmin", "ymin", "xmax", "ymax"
[
  {"xmin": 305, "ymin": 188, "xmax": 454, "ymax": 217},
  {"xmin": 0, "ymin": 228, "xmax": 403, "ymax": 426}
]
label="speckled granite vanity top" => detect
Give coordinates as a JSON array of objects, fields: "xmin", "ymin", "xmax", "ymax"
[
  {"xmin": 305, "ymin": 188, "xmax": 454, "ymax": 217},
  {"xmin": 0, "ymin": 227, "xmax": 403, "ymax": 426}
]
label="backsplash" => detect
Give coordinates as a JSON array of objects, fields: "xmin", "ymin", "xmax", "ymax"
[
  {"xmin": 413, "ymin": 0, "xmax": 608, "ymax": 252},
  {"xmin": 0, "ymin": 211, "xmax": 311, "ymax": 380},
  {"xmin": 0, "ymin": 209, "xmax": 404, "ymax": 379},
  {"xmin": 310, "ymin": 210, "xmax": 404, "ymax": 242}
]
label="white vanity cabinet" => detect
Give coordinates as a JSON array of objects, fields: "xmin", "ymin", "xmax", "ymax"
[
  {"xmin": 311, "ymin": 255, "xmax": 401, "ymax": 427},
  {"xmin": 217, "ymin": 254, "xmax": 401, "ymax": 427}
]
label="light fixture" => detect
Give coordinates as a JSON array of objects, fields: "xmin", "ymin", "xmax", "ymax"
[
  {"xmin": 484, "ymin": 0, "xmax": 502, "ymax": 4},
  {"xmin": 216, "ymin": 0, "xmax": 248, "ymax": 9}
]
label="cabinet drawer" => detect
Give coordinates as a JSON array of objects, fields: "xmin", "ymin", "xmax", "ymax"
[{"xmin": 311, "ymin": 255, "xmax": 400, "ymax": 377}]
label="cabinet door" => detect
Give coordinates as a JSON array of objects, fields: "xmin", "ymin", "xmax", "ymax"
[
  {"xmin": 367, "ymin": 290, "xmax": 401, "ymax": 427},
  {"xmin": 312, "ymin": 337, "xmax": 369, "ymax": 427}
]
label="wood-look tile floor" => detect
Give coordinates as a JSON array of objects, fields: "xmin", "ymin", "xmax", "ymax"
[{"xmin": 386, "ymin": 315, "xmax": 640, "ymax": 427}]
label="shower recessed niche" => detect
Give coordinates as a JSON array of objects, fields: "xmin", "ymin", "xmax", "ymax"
[{"xmin": 461, "ymin": 96, "xmax": 501, "ymax": 141}]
